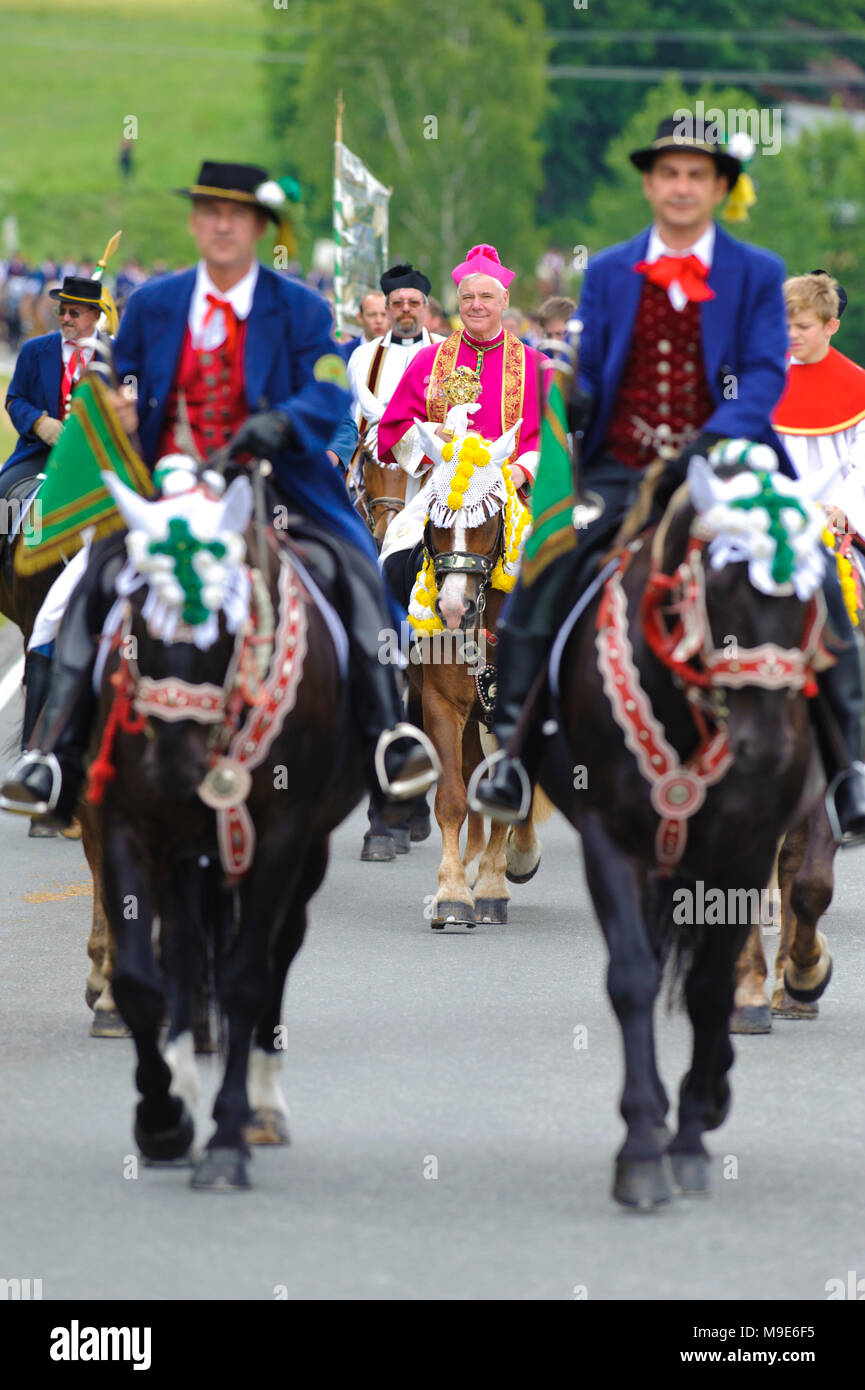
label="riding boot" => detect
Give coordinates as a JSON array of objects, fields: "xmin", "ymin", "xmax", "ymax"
[
  {"xmin": 20, "ymin": 649, "xmax": 54, "ymax": 749},
  {"xmin": 472, "ymin": 553, "xmax": 575, "ymax": 822},
  {"xmin": 815, "ymin": 637, "xmax": 865, "ymax": 846},
  {"xmin": 0, "ymin": 558, "xmax": 104, "ymax": 826},
  {"xmin": 339, "ymin": 549, "xmax": 440, "ymax": 800}
]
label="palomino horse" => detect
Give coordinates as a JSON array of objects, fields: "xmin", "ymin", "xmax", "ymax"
[
  {"xmin": 529, "ymin": 447, "xmax": 836, "ymax": 1207},
  {"xmin": 91, "ymin": 460, "xmax": 367, "ymax": 1190},
  {"xmin": 0, "ymin": 467, "xmax": 126, "ymax": 1036},
  {"xmin": 396, "ymin": 418, "xmax": 549, "ymax": 930}
]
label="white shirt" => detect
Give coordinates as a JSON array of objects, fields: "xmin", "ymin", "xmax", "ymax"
[
  {"xmin": 779, "ymin": 355, "xmax": 865, "ymax": 533},
  {"xmin": 61, "ymin": 336, "xmax": 95, "ymax": 374},
  {"xmin": 645, "ymin": 224, "xmax": 716, "ymax": 312},
  {"xmin": 188, "ymin": 260, "xmax": 259, "ymax": 350},
  {"xmin": 347, "ymin": 327, "xmax": 443, "ymax": 505}
]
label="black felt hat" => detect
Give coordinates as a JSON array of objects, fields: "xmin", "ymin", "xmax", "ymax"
[
  {"xmin": 175, "ymin": 161, "xmax": 286, "ymax": 226},
  {"xmin": 380, "ymin": 263, "xmax": 431, "ymax": 297},
  {"xmin": 810, "ymin": 268, "xmax": 848, "ymax": 318},
  {"xmin": 48, "ymin": 275, "xmax": 103, "ymax": 306},
  {"xmin": 629, "ymin": 115, "xmax": 741, "ymax": 189}
]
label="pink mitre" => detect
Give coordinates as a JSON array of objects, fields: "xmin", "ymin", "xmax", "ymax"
[{"xmin": 451, "ymin": 243, "xmax": 514, "ymax": 288}]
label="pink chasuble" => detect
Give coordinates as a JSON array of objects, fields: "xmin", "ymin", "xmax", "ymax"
[{"xmin": 378, "ymin": 330, "xmax": 543, "ymax": 491}]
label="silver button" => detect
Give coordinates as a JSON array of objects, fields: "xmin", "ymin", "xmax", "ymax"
[
  {"xmin": 658, "ymin": 381, "xmax": 670, "ymax": 395},
  {"xmin": 657, "ymin": 361, "xmax": 671, "ymax": 375},
  {"xmin": 658, "ymin": 339, "xmax": 671, "ymax": 354},
  {"xmin": 683, "ymin": 361, "xmax": 695, "ymax": 374},
  {"xmin": 148, "ymin": 397, "xmax": 157, "ymax": 408},
  {"xmin": 658, "ymin": 403, "xmax": 671, "ymax": 417}
]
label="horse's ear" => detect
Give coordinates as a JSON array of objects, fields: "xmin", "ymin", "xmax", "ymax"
[
  {"xmin": 413, "ymin": 418, "xmax": 445, "ymax": 467},
  {"xmin": 101, "ymin": 470, "xmax": 159, "ymax": 535},
  {"xmin": 687, "ymin": 455, "xmax": 723, "ymax": 514},
  {"xmin": 490, "ymin": 417, "xmax": 523, "ymax": 466},
  {"xmin": 217, "ymin": 475, "xmax": 254, "ymax": 535}
]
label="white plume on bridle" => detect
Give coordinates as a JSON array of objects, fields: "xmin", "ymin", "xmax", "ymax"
[
  {"xmin": 687, "ymin": 441, "xmax": 841, "ymax": 601},
  {"xmin": 414, "ymin": 415, "xmax": 522, "ymax": 528},
  {"xmin": 101, "ymin": 458, "xmax": 254, "ymax": 649}
]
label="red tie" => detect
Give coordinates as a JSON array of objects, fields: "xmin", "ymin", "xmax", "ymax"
[
  {"xmin": 61, "ymin": 346, "xmax": 86, "ymax": 407},
  {"xmin": 203, "ymin": 293, "xmax": 238, "ymax": 353},
  {"xmin": 633, "ymin": 253, "xmax": 715, "ymax": 304}
]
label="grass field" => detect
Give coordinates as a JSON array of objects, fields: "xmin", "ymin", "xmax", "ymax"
[{"xmin": 0, "ymin": 0, "xmax": 295, "ymax": 265}]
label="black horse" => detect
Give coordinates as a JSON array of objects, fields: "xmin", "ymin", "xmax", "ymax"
[
  {"xmin": 93, "ymin": 468, "xmax": 366, "ymax": 1190},
  {"xmin": 532, "ymin": 466, "xmax": 829, "ymax": 1208}
]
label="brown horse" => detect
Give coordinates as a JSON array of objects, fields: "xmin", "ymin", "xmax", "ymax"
[
  {"xmin": 360, "ymin": 453, "xmax": 408, "ymax": 547},
  {"xmin": 398, "ymin": 419, "xmax": 548, "ymax": 930},
  {"xmin": 91, "ymin": 462, "xmax": 367, "ymax": 1189},
  {"xmin": 532, "ymin": 453, "xmax": 834, "ymax": 1207}
]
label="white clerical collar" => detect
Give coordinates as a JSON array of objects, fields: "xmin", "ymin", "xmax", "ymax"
[
  {"xmin": 189, "ymin": 260, "xmax": 259, "ymax": 348},
  {"xmin": 382, "ymin": 327, "xmax": 428, "ymax": 349},
  {"xmin": 646, "ymin": 223, "xmax": 715, "ymax": 268}
]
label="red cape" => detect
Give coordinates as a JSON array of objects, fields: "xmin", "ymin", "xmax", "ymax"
[{"xmin": 773, "ymin": 346, "xmax": 865, "ymax": 435}]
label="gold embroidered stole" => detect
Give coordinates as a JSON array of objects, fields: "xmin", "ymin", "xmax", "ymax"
[{"xmin": 425, "ymin": 331, "xmax": 526, "ymax": 462}]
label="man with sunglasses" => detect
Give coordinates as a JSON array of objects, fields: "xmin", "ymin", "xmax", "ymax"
[{"xmin": 1, "ymin": 275, "xmax": 110, "ymax": 492}]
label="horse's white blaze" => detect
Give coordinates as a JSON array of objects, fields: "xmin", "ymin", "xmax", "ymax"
[
  {"xmin": 165, "ymin": 1031, "xmax": 200, "ymax": 1109},
  {"xmin": 438, "ymin": 520, "xmax": 468, "ymax": 629},
  {"xmin": 247, "ymin": 1048, "xmax": 290, "ymax": 1117}
]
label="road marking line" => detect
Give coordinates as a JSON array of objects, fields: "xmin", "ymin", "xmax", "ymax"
[{"xmin": 0, "ymin": 656, "xmax": 25, "ymax": 713}]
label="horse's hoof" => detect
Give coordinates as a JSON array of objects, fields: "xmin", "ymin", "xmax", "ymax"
[
  {"xmin": 670, "ymin": 1152, "xmax": 711, "ymax": 1196},
  {"xmin": 89, "ymin": 1009, "xmax": 131, "ymax": 1039},
  {"xmin": 360, "ymin": 834, "xmax": 395, "ymax": 862},
  {"xmin": 505, "ymin": 860, "xmax": 540, "ymax": 885},
  {"xmin": 729, "ymin": 1003, "xmax": 772, "ymax": 1034},
  {"xmin": 135, "ymin": 1099, "xmax": 195, "ymax": 1163},
  {"xmin": 393, "ymin": 827, "xmax": 410, "ymax": 854},
  {"xmin": 430, "ymin": 900, "xmax": 476, "ymax": 931},
  {"xmin": 191, "ymin": 1147, "xmax": 251, "ymax": 1192},
  {"xmin": 244, "ymin": 1107, "xmax": 291, "ymax": 1146},
  {"xmin": 612, "ymin": 1156, "xmax": 673, "ymax": 1210},
  {"xmin": 409, "ymin": 816, "xmax": 431, "ymax": 843},
  {"xmin": 474, "ymin": 897, "xmax": 508, "ymax": 924},
  {"xmin": 771, "ymin": 987, "xmax": 819, "ymax": 1020},
  {"xmin": 60, "ymin": 819, "xmax": 82, "ymax": 840},
  {"xmin": 28, "ymin": 819, "xmax": 58, "ymax": 838},
  {"xmin": 784, "ymin": 949, "xmax": 833, "ymax": 1004},
  {"xmin": 85, "ymin": 982, "xmax": 103, "ymax": 1011}
]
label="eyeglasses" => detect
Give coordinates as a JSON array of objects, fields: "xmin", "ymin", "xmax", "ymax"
[
  {"xmin": 57, "ymin": 306, "xmax": 91, "ymax": 319},
  {"xmin": 390, "ymin": 298, "xmax": 424, "ymax": 310}
]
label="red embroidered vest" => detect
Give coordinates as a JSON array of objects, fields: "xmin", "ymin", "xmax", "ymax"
[
  {"xmin": 603, "ymin": 282, "xmax": 714, "ymax": 470},
  {"xmin": 159, "ymin": 321, "xmax": 249, "ymax": 460}
]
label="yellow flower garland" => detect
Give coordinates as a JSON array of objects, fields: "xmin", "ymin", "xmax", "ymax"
[
  {"xmin": 823, "ymin": 527, "xmax": 860, "ymax": 627},
  {"xmin": 409, "ymin": 454, "xmax": 531, "ymax": 631}
]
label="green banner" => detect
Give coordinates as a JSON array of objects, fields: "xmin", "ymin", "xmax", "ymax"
[
  {"xmin": 16, "ymin": 373, "xmax": 155, "ymax": 575},
  {"xmin": 521, "ymin": 371, "xmax": 577, "ymax": 586}
]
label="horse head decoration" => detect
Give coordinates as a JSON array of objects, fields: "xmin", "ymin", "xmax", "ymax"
[{"xmin": 409, "ymin": 416, "xmax": 530, "ymax": 632}]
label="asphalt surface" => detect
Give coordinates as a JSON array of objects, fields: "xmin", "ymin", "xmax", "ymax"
[{"xmin": 0, "ymin": 618, "xmax": 863, "ymax": 1301}]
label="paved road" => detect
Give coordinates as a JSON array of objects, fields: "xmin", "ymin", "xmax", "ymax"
[{"xmin": 0, "ymin": 623, "xmax": 863, "ymax": 1301}]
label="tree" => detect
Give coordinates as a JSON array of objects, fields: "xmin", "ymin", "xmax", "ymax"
[
  {"xmin": 263, "ymin": 0, "xmax": 551, "ymax": 300},
  {"xmin": 538, "ymin": 0, "xmax": 865, "ymax": 242}
]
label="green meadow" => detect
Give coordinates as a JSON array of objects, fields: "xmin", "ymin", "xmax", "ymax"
[{"xmin": 0, "ymin": 0, "xmax": 291, "ymax": 265}]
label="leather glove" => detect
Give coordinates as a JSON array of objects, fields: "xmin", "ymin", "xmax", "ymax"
[
  {"xmin": 34, "ymin": 414, "xmax": 63, "ymax": 447},
  {"xmin": 653, "ymin": 431, "xmax": 724, "ymax": 513},
  {"xmin": 228, "ymin": 410, "xmax": 295, "ymax": 460}
]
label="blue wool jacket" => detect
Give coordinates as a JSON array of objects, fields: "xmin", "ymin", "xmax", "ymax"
[
  {"xmin": 114, "ymin": 265, "xmax": 377, "ymax": 561},
  {"xmin": 577, "ymin": 223, "xmax": 792, "ymax": 474},
  {"xmin": 2, "ymin": 331, "xmax": 64, "ymax": 471}
]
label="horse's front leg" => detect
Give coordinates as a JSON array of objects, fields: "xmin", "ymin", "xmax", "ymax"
[
  {"xmin": 424, "ymin": 683, "xmax": 474, "ymax": 929},
  {"xmin": 671, "ymin": 918, "xmax": 750, "ymax": 1196},
  {"xmin": 102, "ymin": 817, "xmax": 194, "ymax": 1163},
  {"xmin": 579, "ymin": 811, "xmax": 672, "ymax": 1209}
]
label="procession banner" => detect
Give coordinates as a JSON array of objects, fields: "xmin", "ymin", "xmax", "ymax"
[
  {"xmin": 333, "ymin": 132, "xmax": 390, "ymax": 341},
  {"xmin": 520, "ymin": 368, "xmax": 578, "ymax": 585},
  {"xmin": 16, "ymin": 373, "xmax": 155, "ymax": 575}
]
